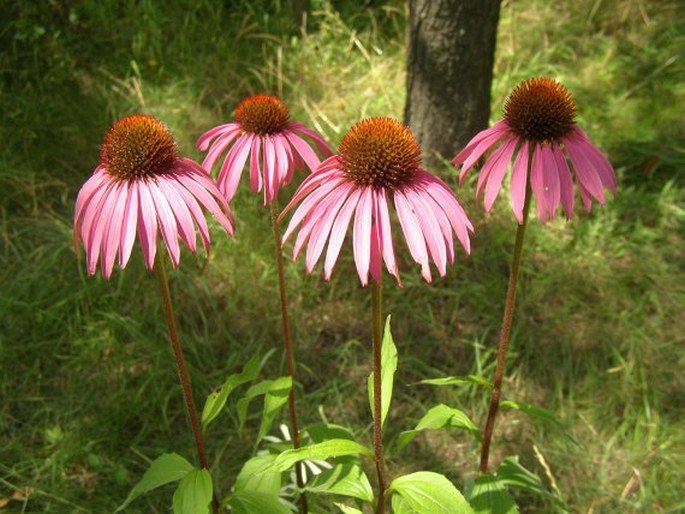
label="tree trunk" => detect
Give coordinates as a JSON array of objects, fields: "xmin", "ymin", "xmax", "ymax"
[{"xmin": 404, "ymin": 0, "xmax": 501, "ymax": 169}]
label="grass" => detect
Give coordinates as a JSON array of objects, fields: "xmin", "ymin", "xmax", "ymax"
[{"xmin": 1, "ymin": 0, "xmax": 683, "ymax": 512}]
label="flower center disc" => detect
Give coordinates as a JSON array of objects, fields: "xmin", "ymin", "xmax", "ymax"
[
  {"xmin": 339, "ymin": 117, "xmax": 421, "ymax": 190},
  {"xmin": 504, "ymin": 77, "xmax": 576, "ymax": 143},
  {"xmin": 234, "ymin": 94, "xmax": 291, "ymax": 135},
  {"xmin": 100, "ymin": 114, "xmax": 178, "ymax": 181}
]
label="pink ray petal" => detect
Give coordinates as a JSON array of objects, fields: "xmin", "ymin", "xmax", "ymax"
[
  {"xmin": 285, "ymin": 131, "xmax": 322, "ymax": 173},
  {"xmin": 119, "ymin": 180, "xmax": 139, "ymax": 267},
  {"xmin": 324, "ymin": 189, "xmax": 362, "ymax": 280},
  {"xmin": 217, "ymin": 133, "xmax": 254, "ymax": 201},
  {"xmin": 136, "ymin": 181, "xmax": 159, "ymax": 270},
  {"xmin": 553, "ymin": 146, "xmax": 574, "ymax": 219},
  {"xmin": 417, "ymin": 185, "xmax": 455, "ymax": 263},
  {"xmin": 369, "ymin": 215, "xmax": 382, "ymax": 285},
  {"xmin": 394, "ymin": 190, "xmax": 431, "ymax": 282},
  {"xmin": 249, "ymin": 134, "xmax": 263, "ymax": 194},
  {"xmin": 273, "ymin": 133, "xmax": 290, "ymax": 201},
  {"xmin": 148, "ymin": 180, "xmax": 181, "ymax": 267},
  {"xmin": 197, "ymin": 123, "xmax": 240, "ymax": 151},
  {"xmin": 510, "ymin": 141, "xmax": 530, "ymax": 224},
  {"xmin": 564, "ymin": 138, "xmax": 605, "ymax": 204},
  {"xmin": 157, "ymin": 176, "xmax": 197, "ymax": 252},
  {"xmin": 530, "ymin": 144, "xmax": 548, "ymax": 221},
  {"xmin": 570, "ymin": 128, "xmax": 616, "ymax": 192},
  {"xmin": 74, "ymin": 168, "xmax": 110, "ymax": 250},
  {"xmin": 263, "ymin": 135, "xmax": 277, "ymax": 204},
  {"xmin": 86, "ymin": 182, "xmax": 119, "ymax": 275},
  {"xmin": 201, "ymin": 129, "xmax": 242, "ymax": 173},
  {"xmin": 375, "ymin": 189, "xmax": 399, "ymax": 283},
  {"xmin": 101, "ymin": 182, "xmax": 129, "ymax": 278},
  {"xmin": 404, "ymin": 187, "xmax": 447, "ymax": 276},
  {"xmin": 305, "ymin": 181, "xmax": 354, "ymax": 273},
  {"xmin": 173, "ymin": 179, "xmax": 211, "ymax": 253},
  {"xmin": 455, "ymin": 122, "xmax": 510, "ymax": 184},
  {"xmin": 353, "ymin": 188, "xmax": 373, "ymax": 286},
  {"xmin": 539, "ymin": 144, "xmax": 561, "ymax": 221},
  {"xmin": 292, "ymin": 187, "xmax": 342, "ymax": 259},
  {"xmin": 452, "ymin": 120, "xmax": 509, "ymax": 165},
  {"xmin": 289, "ymin": 122, "xmax": 334, "ymax": 157},
  {"xmin": 279, "ymin": 157, "xmax": 344, "ymax": 220},
  {"xmin": 482, "ymin": 136, "xmax": 519, "ymax": 211},
  {"xmin": 175, "ymin": 166, "xmax": 234, "ymax": 236}
]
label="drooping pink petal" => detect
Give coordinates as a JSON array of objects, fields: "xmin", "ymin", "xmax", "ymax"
[
  {"xmin": 249, "ymin": 135, "xmax": 263, "ymax": 194},
  {"xmin": 101, "ymin": 181, "xmax": 129, "ymax": 278},
  {"xmin": 196, "ymin": 123, "xmax": 240, "ymax": 151},
  {"xmin": 272, "ymin": 133, "xmax": 290, "ymax": 201},
  {"xmin": 482, "ymin": 136, "xmax": 519, "ymax": 211},
  {"xmin": 374, "ymin": 189, "xmax": 399, "ymax": 283},
  {"xmin": 86, "ymin": 182, "xmax": 120, "ymax": 275},
  {"xmin": 416, "ymin": 186, "xmax": 455, "ymax": 264},
  {"xmin": 157, "ymin": 176, "xmax": 197, "ymax": 252},
  {"xmin": 539, "ymin": 143, "xmax": 561, "ymax": 221},
  {"xmin": 455, "ymin": 121, "xmax": 511, "ymax": 184},
  {"xmin": 564, "ymin": 137, "xmax": 606, "ymax": 204},
  {"xmin": 530, "ymin": 144, "xmax": 548, "ymax": 221},
  {"xmin": 201, "ymin": 128, "xmax": 242, "ymax": 173},
  {"xmin": 148, "ymin": 180, "xmax": 181, "ymax": 267},
  {"xmin": 404, "ymin": 187, "xmax": 447, "ymax": 276},
  {"xmin": 305, "ymin": 181, "xmax": 355, "ymax": 273},
  {"xmin": 352, "ymin": 188, "xmax": 373, "ymax": 286},
  {"xmin": 394, "ymin": 190, "xmax": 431, "ymax": 282},
  {"xmin": 74, "ymin": 168, "xmax": 110, "ymax": 251},
  {"xmin": 510, "ymin": 141, "xmax": 530, "ymax": 224},
  {"xmin": 323, "ymin": 189, "xmax": 361, "ymax": 279},
  {"xmin": 175, "ymin": 163, "xmax": 234, "ymax": 236},
  {"xmin": 279, "ymin": 157, "xmax": 344, "ymax": 221},
  {"xmin": 217, "ymin": 133, "xmax": 254, "ymax": 201},
  {"xmin": 369, "ymin": 214, "xmax": 382, "ymax": 285},
  {"xmin": 119, "ymin": 180, "xmax": 139, "ymax": 267},
  {"xmin": 289, "ymin": 122, "xmax": 334, "ymax": 157},
  {"xmin": 263, "ymin": 135, "xmax": 277, "ymax": 204},
  {"xmin": 293, "ymin": 182, "xmax": 346, "ymax": 260},
  {"xmin": 418, "ymin": 171, "xmax": 473, "ymax": 254},
  {"xmin": 553, "ymin": 146, "xmax": 574, "ymax": 219},
  {"xmin": 285, "ymin": 131, "xmax": 323, "ymax": 173},
  {"xmin": 577, "ymin": 180, "xmax": 593, "ymax": 211},
  {"xmin": 173, "ymin": 179, "xmax": 211, "ymax": 253},
  {"xmin": 137, "ymin": 180, "xmax": 159, "ymax": 270},
  {"xmin": 452, "ymin": 120, "xmax": 509, "ymax": 166},
  {"xmin": 570, "ymin": 128, "xmax": 616, "ymax": 192}
]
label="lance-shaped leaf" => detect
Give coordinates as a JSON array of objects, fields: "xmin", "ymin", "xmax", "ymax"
[
  {"xmin": 236, "ymin": 376, "xmax": 292, "ymax": 443},
  {"xmin": 419, "ymin": 375, "xmax": 492, "ymax": 389},
  {"xmin": 228, "ymin": 490, "xmax": 290, "ymax": 514},
  {"xmin": 468, "ymin": 473, "xmax": 518, "ymax": 514},
  {"xmin": 305, "ymin": 463, "xmax": 374, "ymax": 502},
  {"xmin": 172, "ymin": 469, "xmax": 213, "ymax": 514},
  {"xmin": 234, "ymin": 454, "xmax": 281, "ymax": 497},
  {"xmin": 389, "ymin": 471, "xmax": 474, "ymax": 514},
  {"xmin": 396, "ymin": 404, "xmax": 482, "ymax": 451},
  {"xmin": 368, "ymin": 315, "xmax": 398, "ymax": 429},
  {"xmin": 271, "ymin": 439, "xmax": 373, "ymax": 472}
]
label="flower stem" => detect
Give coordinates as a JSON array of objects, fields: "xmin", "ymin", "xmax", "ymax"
[
  {"xmin": 270, "ymin": 202, "xmax": 308, "ymax": 514},
  {"xmin": 154, "ymin": 254, "xmax": 219, "ymax": 514},
  {"xmin": 371, "ymin": 281, "xmax": 387, "ymax": 514},
  {"xmin": 479, "ymin": 182, "xmax": 533, "ymax": 474}
]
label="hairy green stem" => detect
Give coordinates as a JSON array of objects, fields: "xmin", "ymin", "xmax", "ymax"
[
  {"xmin": 371, "ymin": 281, "xmax": 387, "ymax": 514},
  {"xmin": 270, "ymin": 203, "xmax": 308, "ymax": 514},
  {"xmin": 479, "ymin": 182, "xmax": 533, "ymax": 474},
  {"xmin": 155, "ymin": 254, "xmax": 219, "ymax": 514}
]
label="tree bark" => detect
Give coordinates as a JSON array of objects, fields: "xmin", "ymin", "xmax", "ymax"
[{"xmin": 404, "ymin": 0, "xmax": 501, "ymax": 169}]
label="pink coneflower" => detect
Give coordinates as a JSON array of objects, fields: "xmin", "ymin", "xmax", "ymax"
[
  {"xmin": 279, "ymin": 117, "xmax": 473, "ymax": 286},
  {"xmin": 452, "ymin": 77, "xmax": 616, "ymax": 222},
  {"xmin": 74, "ymin": 114, "xmax": 234, "ymax": 279},
  {"xmin": 197, "ymin": 94, "xmax": 333, "ymax": 204}
]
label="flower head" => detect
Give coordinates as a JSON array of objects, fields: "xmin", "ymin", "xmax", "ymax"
[
  {"xmin": 452, "ymin": 77, "xmax": 617, "ymax": 223},
  {"xmin": 279, "ymin": 117, "xmax": 473, "ymax": 286},
  {"xmin": 74, "ymin": 114, "xmax": 234, "ymax": 279},
  {"xmin": 197, "ymin": 94, "xmax": 333, "ymax": 205}
]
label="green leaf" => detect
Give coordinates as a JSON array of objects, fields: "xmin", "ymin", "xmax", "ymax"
[
  {"xmin": 495, "ymin": 457, "xmax": 548, "ymax": 498},
  {"xmin": 271, "ymin": 439, "xmax": 373, "ymax": 472},
  {"xmin": 305, "ymin": 463, "xmax": 374, "ymax": 502},
  {"xmin": 396, "ymin": 404, "xmax": 482, "ymax": 451},
  {"xmin": 368, "ymin": 315, "xmax": 398, "ymax": 429},
  {"xmin": 116, "ymin": 453, "xmax": 194, "ymax": 511},
  {"xmin": 392, "ymin": 493, "xmax": 417, "ymax": 514},
  {"xmin": 389, "ymin": 471, "xmax": 474, "ymax": 514},
  {"xmin": 236, "ymin": 376, "xmax": 292, "ymax": 442},
  {"xmin": 201, "ymin": 353, "xmax": 267, "ymax": 432},
  {"xmin": 334, "ymin": 502, "xmax": 363, "ymax": 514},
  {"xmin": 468, "ymin": 474, "xmax": 518, "ymax": 514},
  {"xmin": 234, "ymin": 454, "xmax": 281, "ymax": 497},
  {"xmin": 499, "ymin": 401, "xmax": 564, "ymax": 428},
  {"xmin": 304, "ymin": 422, "xmax": 357, "ymax": 444},
  {"xmin": 228, "ymin": 490, "xmax": 290, "ymax": 514},
  {"xmin": 172, "ymin": 468, "xmax": 213, "ymax": 514},
  {"xmin": 419, "ymin": 375, "xmax": 492, "ymax": 389}
]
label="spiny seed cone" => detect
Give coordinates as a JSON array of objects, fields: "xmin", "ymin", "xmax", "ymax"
[
  {"xmin": 100, "ymin": 114, "xmax": 178, "ymax": 181},
  {"xmin": 235, "ymin": 94, "xmax": 291, "ymax": 135},
  {"xmin": 339, "ymin": 117, "xmax": 422, "ymax": 190},
  {"xmin": 504, "ymin": 77, "xmax": 576, "ymax": 143}
]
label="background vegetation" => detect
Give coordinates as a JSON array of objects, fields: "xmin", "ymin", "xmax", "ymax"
[{"xmin": 1, "ymin": 0, "xmax": 683, "ymax": 512}]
